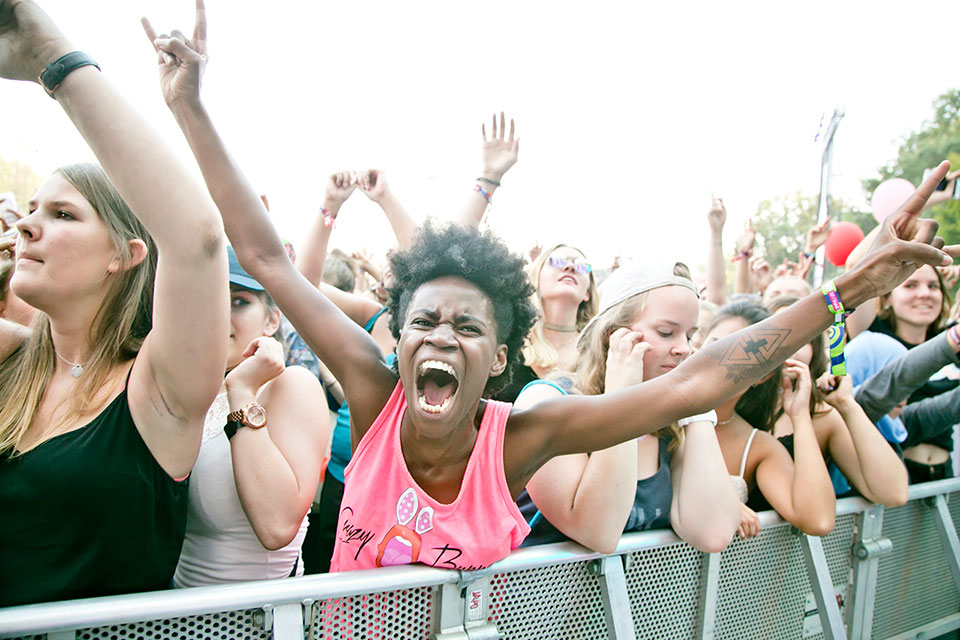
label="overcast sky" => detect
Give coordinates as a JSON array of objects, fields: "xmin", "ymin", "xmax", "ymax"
[{"xmin": 1, "ymin": 0, "xmax": 957, "ymax": 272}]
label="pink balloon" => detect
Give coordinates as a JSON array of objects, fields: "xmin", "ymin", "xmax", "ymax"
[
  {"xmin": 824, "ymin": 221, "xmax": 865, "ymax": 267},
  {"xmin": 872, "ymin": 178, "xmax": 915, "ymax": 223}
]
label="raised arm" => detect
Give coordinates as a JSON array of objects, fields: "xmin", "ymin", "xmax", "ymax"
[
  {"xmin": 358, "ymin": 169, "xmax": 418, "ymax": 250},
  {"xmin": 854, "ymin": 329, "xmax": 960, "ymax": 422},
  {"xmin": 754, "ymin": 361, "xmax": 835, "ymax": 535},
  {"xmin": 506, "ymin": 162, "xmax": 958, "ymax": 487},
  {"xmin": 144, "ymin": 6, "xmax": 396, "ymax": 433},
  {"xmin": 816, "ymin": 374, "xmax": 908, "ymax": 506},
  {"xmin": 457, "ymin": 112, "xmax": 519, "ymax": 227},
  {"xmin": 0, "ymin": 0, "xmax": 229, "ymax": 477},
  {"xmin": 296, "ymin": 171, "xmax": 356, "ymax": 287},
  {"xmin": 901, "ymin": 388, "xmax": 960, "ymax": 449},
  {"xmin": 733, "ymin": 221, "xmax": 757, "ymax": 295},
  {"xmin": 225, "ymin": 337, "xmax": 329, "ymax": 549},
  {"xmin": 705, "ymin": 197, "xmax": 728, "ymax": 306}
]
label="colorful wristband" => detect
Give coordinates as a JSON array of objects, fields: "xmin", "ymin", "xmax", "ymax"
[
  {"xmin": 821, "ymin": 280, "xmax": 847, "ymax": 376},
  {"xmin": 474, "ymin": 184, "xmax": 492, "ymax": 204},
  {"xmin": 731, "ymin": 250, "xmax": 752, "ymax": 263},
  {"xmin": 320, "ymin": 206, "xmax": 336, "ymax": 229}
]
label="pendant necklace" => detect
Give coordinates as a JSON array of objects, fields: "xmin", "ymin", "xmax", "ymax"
[{"xmin": 55, "ymin": 351, "xmax": 84, "ymax": 378}]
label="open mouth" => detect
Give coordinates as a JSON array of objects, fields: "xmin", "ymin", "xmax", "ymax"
[{"xmin": 416, "ymin": 360, "xmax": 460, "ymax": 415}]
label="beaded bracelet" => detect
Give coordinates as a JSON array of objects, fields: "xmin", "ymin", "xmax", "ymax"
[
  {"xmin": 821, "ymin": 280, "xmax": 847, "ymax": 376},
  {"xmin": 476, "ymin": 176, "xmax": 501, "ymax": 187},
  {"xmin": 474, "ymin": 184, "xmax": 492, "ymax": 204},
  {"xmin": 320, "ymin": 206, "xmax": 337, "ymax": 229},
  {"xmin": 731, "ymin": 250, "xmax": 752, "ymax": 263}
]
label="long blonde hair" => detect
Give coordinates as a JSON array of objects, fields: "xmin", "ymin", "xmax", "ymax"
[
  {"xmin": 574, "ymin": 262, "xmax": 694, "ymax": 450},
  {"xmin": 522, "ymin": 244, "xmax": 599, "ymax": 371},
  {"xmin": 0, "ymin": 164, "xmax": 157, "ymax": 455}
]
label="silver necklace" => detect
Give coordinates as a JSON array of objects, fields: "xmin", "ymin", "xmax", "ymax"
[{"xmin": 55, "ymin": 351, "xmax": 84, "ymax": 378}]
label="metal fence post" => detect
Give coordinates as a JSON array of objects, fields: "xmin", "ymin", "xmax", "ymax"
[
  {"xmin": 269, "ymin": 603, "xmax": 305, "ymax": 640},
  {"xmin": 594, "ymin": 555, "xmax": 637, "ymax": 640},
  {"xmin": 845, "ymin": 504, "xmax": 886, "ymax": 640},
  {"xmin": 800, "ymin": 535, "xmax": 846, "ymax": 640},
  {"xmin": 694, "ymin": 552, "xmax": 720, "ymax": 640},
  {"xmin": 931, "ymin": 494, "xmax": 960, "ymax": 594}
]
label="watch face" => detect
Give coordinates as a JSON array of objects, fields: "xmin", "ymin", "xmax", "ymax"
[{"xmin": 244, "ymin": 403, "xmax": 267, "ymax": 428}]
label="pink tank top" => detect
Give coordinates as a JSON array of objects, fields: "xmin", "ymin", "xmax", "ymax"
[{"xmin": 330, "ymin": 382, "xmax": 530, "ymax": 572}]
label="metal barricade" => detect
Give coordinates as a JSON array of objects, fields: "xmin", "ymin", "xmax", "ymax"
[{"xmin": 1, "ymin": 478, "xmax": 959, "ymax": 640}]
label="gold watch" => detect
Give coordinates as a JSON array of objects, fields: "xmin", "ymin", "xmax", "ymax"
[{"xmin": 224, "ymin": 402, "xmax": 267, "ymax": 439}]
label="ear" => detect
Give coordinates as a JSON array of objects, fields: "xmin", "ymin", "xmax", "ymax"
[
  {"xmin": 489, "ymin": 344, "xmax": 508, "ymax": 377},
  {"xmin": 107, "ymin": 238, "xmax": 148, "ymax": 274},
  {"xmin": 263, "ymin": 307, "xmax": 281, "ymax": 337}
]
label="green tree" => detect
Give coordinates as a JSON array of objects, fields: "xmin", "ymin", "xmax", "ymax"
[
  {"xmin": 0, "ymin": 155, "xmax": 42, "ymax": 213},
  {"xmin": 752, "ymin": 192, "xmax": 872, "ymax": 270},
  {"xmin": 863, "ymin": 89, "xmax": 960, "ymax": 245}
]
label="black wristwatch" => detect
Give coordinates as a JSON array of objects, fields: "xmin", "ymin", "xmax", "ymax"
[
  {"xmin": 224, "ymin": 402, "xmax": 267, "ymax": 440},
  {"xmin": 38, "ymin": 51, "xmax": 100, "ymax": 98}
]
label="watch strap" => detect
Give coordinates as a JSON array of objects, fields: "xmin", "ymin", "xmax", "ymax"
[
  {"xmin": 39, "ymin": 51, "xmax": 100, "ymax": 98},
  {"xmin": 224, "ymin": 420, "xmax": 240, "ymax": 440}
]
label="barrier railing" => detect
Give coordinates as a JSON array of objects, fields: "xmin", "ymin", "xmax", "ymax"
[{"xmin": 2, "ymin": 477, "xmax": 959, "ymax": 640}]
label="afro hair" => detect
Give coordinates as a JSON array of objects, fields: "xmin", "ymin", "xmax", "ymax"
[{"xmin": 387, "ymin": 221, "xmax": 537, "ymax": 396}]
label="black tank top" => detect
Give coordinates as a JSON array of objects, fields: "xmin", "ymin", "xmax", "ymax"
[{"xmin": 0, "ymin": 380, "xmax": 188, "ymax": 606}]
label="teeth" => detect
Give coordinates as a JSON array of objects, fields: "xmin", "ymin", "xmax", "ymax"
[
  {"xmin": 418, "ymin": 394, "xmax": 453, "ymax": 414},
  {"xmin": 419, "ymin": 360, "xmax": 457, "ymax": 380}
]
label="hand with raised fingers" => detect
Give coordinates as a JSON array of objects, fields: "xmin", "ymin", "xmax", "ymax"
[
  {"xmin": 707, "ymin": 196, "xmax": 726, "ymax": 234},
  {"xmin": 782, "ymin": 359, "xmax": 812, "ymax": 418},
  {"xmin": 358, "ymin": 169, "xmax": 390, "ymax": 204},
  {"xmin": 224, "ymin": 336, "xmax": 285, "ymax": 396},
  {"xmin": 805, "ymin": 216, "xmax": 832, "ymax": 255},
  {"xmin": 749, "ymin": 255, "xmax": 772, "ymax": 294},
  {"xmin": 850, "ymin": 162, "xmax": 960, "ymax": 305},
  {"xmin": 480, "ymin": 112, "xmax": 519, "ymax": 183},
  {"xmin": 795, "ymin": 253, "xmax": 815, "ymax": 279},
  {"xmin": 923, "ymin": 169, "xmax": 960, "ymax": 210},
  {"xmin": 604, "ymin": 328, "xmax": 651, "ymax": 393},
  {"xmin": 141, "ymin": 0, "xmax": 207, "ymax": 108},
  {"xmin": 736, "ymin": 219, "xmax": 757, "ymax": 254},
  {"xmin": 938, "ymin": 264, "xmax": 960, "ymax": 290},
  {"xmin": 738, "ymin": 503, "xmax": 761, "ymax": 539},
  {"xmin": 0, "ymin": 234, "xmax": 15, "ymax": 257},
  {"xmin": 0, "ymin": 0, "xmax": 73, "ymax": 84}
]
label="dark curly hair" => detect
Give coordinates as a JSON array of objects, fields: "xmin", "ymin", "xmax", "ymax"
[{"xmin": 387, "ymin": 221, "xmax": 537, "ymax": 396}]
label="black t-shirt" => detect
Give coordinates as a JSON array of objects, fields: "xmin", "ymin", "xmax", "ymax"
[{"xmin": 0, "ymin": 389, "xmax": 188, "ymax": 606}]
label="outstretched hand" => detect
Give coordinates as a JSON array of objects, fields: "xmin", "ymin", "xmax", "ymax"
[
  {"xmin": 0, "ymin": 0, "xmax": 72, "ymax": 83},
  {"xmin": 852, "ymin": 161, "xmax": 960, "ymax": 305},
  {"xmin": 141, "ymin": 0, "xmax": 207, "ymax": 108},
  {"xmin": 736, "ymin": 220, "xmax": 757, "ymax": 254},
  {"xmin": 481, "ymin": 112, "xmax": 519, "ymax": 182},
  {"xmin": 805, "ymin": 216, "xmax": 832, "ymax": 254}
]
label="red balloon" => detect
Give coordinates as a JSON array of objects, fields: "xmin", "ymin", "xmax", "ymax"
[{"xmin": 824, "ymin": 221, "xmax": 865, "ymax": 267}]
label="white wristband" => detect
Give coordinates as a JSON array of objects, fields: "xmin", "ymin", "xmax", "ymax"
[{"xmin": 677, "ymin": 410, "xmax": 718, "ymax": 428}]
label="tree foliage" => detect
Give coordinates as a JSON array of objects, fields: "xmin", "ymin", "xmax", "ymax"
[
  {"xmin": 752, "ymin": 192, "xmax": 872, "ymax": 269},
  {"xmin": 0, "ymin": 156, "xmax": 42, "ymax": 213},
  {"xmin": 863, "ymin": 89, "xmax": 960, "ymax": 245}
]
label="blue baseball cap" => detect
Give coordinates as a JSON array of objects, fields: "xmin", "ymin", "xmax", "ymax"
[{"xmin": 227, "ymin": 246, "xmax": 264, "ymax": 292}]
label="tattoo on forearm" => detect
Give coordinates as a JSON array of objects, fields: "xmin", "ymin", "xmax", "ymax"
[{"xmin": 706, "ymin": 327, "xmax": 793, "ymax": 384}]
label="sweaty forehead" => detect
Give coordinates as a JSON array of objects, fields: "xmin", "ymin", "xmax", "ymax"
[{"xmin": 407, "ymin": 276, "xmax": 495, "ymax": 322}]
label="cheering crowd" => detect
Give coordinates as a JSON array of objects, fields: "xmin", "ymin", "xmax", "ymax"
[{"xmin": 1, "ymin": 0, "xmax": 959, "ymax": 608}]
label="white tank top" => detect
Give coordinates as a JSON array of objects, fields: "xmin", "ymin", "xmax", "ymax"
[
  {"xmin": 729, "ymin": 428, "xmax": 759, "ymax": 503},
  {"xmin": 174, "ymin": 392, "xmax": 309, "ymax": 587}
]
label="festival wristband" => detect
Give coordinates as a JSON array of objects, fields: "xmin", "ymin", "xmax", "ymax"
[
  {"xmin": 474, "ymin": 184, "xmax": 492, "ymax": 204},
  {"xmin": 822, "ymin": 280, "xmax": 847, "ymax": 376},
  {"xmin": 320, "ymin": 206, "xmax": 336, "ymax": 229},
  {"xmin": 677, "ymin": 410, "xmax": 718, "ymax": 428}
]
